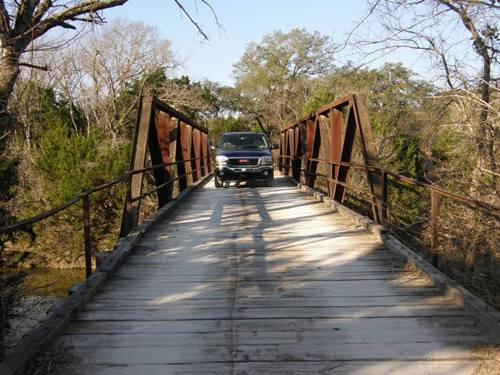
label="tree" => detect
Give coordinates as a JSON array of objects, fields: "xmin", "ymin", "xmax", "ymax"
[
  {"xmin": 233, "ymin": 28, "xmax": 336, "ymax": 130},
  {"xmin": 0, "ymin": 1, "xmax": 218, "ymax": 117},
  {"xmin": 49, "ymin": 19, "xmax": 176, "ymax": 141},
  {"xmin": 0, "ymin": 1, "xmax": 131, "ymax": 116},
  {"xmin": 353, "ymin": 0, "xmax": 499, "ymax": 190}
]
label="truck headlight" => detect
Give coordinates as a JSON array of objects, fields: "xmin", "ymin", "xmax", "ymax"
[
  {"xmin": 215, "ymin": 155, "xmax": 228, "ymax": 167},
  {"xmin": 260, "ymin": 155, "xmax": 273, "ymax": 165}
]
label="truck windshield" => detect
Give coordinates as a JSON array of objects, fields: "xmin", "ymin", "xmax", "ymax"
[{"xmin": 219, "ymin": 134, "xmax": 268, "ymax": 150}]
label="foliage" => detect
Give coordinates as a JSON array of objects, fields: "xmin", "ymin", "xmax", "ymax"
[
  {"xmin": 208, "ymin": 116, "xmax": 261, "ymax": 142},
  {"xmin": 234, "ymin": 28, "xmax": 336, "ymax": 130}
]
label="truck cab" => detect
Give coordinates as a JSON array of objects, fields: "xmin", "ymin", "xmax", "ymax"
[{"xmin": 214, "ymin": 132, "xmax": 277, "ymax": 188}]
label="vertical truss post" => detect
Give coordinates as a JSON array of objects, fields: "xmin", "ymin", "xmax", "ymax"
[
  {"xmin": 157, "ymin": 111, "xmax": 173, "ymax": 202},
  {"xmin": 284, "ymin": 131, "xmax": 292, "ymax": 176},
  {"xmin": 120, "ymin": 96, "xmax": 153, "ymax": 237},
  {"xmin": 200, "ymin": 132, "xmax": 206, "ymax": 177},
  {"xmin": 291, "ymin": 126, "xmax": 301, "ymax": 181},
  {"xmin": 201, "ymin": 132, "xmax": 210, "ymax": 174},
  {"xmin": 149, "ymin": 108, "xmax": 172, "ymax": 207},
  {"xmin": 306, "ymin": 118, "xmax": 321, "ymax": 189},
  {"xmin": 176, "ymin": 120, "xmax": 187, "ymax": 191},
  {"xmin": 333, "ymin": 105, "xmax": 356, "ymax": 203},
  {"xmin": 176, "ymin": 122, "xmax": 192, "ymax": 191},
  {"xmin": 352, "ymin": 95, "xmax": 385, "ymax": 224},
  {"xmin": 330, "ymin": 109, "xmax": 343, "ymax": 199},
  {"xmin": 279, "ymin": 132, "xmax": 284, "ymax": 172},
  {"xmin": 191, "ymin": 128, "xmax": 201, "ymax": 182}
]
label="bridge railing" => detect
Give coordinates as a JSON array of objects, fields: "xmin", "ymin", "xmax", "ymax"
[
  {"xmin": 278, "ymin": 94, "xmax": 500, "ymax": 307},
  {"xmin": 279, "ymin": 156, "xmax": 499, "ymax": 262},
  {"xmin": 0, "ymin": 96, "xmax": 211, "ymax": 280},
  {"xmin": 0, "ymin": 157, "xmax": 210, "ymax": 279}
]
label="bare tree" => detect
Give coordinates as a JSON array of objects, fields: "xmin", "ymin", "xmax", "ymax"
[
  {"xmin": 0, "ymin": 1, "xmax": 130, "ymax": 115},
  {"xmin": 353, "ymin": 0, "xmax": 499, "ymax": 183},
  {"xmin": 0, "ymin": 0, "xmax": 219, "ymax": 119},
  {"xmin": 11, "ymin": 18, "xmax": 179, "ymax": 148}
]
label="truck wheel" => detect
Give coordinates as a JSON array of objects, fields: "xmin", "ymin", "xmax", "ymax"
[
  {"xmin": 214, "ymin": 175, "xmax": 222, "ymax": 188},
  {"xmin": 223, "ymin": 181, "xmax": 230, "ymax": 188}
]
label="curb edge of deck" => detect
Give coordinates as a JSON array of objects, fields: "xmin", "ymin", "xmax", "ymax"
[
  {"xmin": 284, "ymin": 174, "xmax": 500, "ymax": 338},
  {"xmin": 0, "ymin": 173, "xmax": 213, "ymax": 375}
]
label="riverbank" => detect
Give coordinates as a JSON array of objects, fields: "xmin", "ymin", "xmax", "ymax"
[{"xmin": 4, "ymin": 267, "xmax": 84, "ymax": 356}]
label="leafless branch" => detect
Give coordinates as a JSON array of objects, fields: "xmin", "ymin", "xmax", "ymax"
[
  {"xmin": 174, "ymin": 0, "xmax": 209, "ymax": 40},
  {"xmin": 18, "ymin": 61, "xmax": 48, "ymax": 71}
]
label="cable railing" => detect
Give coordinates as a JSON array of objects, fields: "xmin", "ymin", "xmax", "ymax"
[
  {"xmin": 277, "ymin": 94, "xmax": 500, "ymax": 308},
  {"xmin": 278, "ymin": 155, "xmax": 500, "ymax": 265},
  {"xmin": 0, "ymin": 156, "xmax": 212, "ymax": 279}
]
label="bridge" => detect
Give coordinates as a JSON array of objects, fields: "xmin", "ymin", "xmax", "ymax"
[{"xmin": 1, "ymin": 95, "xmax": 498, "ymax": 374}]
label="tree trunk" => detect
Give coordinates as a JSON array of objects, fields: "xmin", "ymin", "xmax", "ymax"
[
  {"xmin": 474, "ymin": 51, "xmax": 498, "ymax": 197},
  {"xmin": 0, "ymin": 48, "xmax": 21, "ymax": 118}
]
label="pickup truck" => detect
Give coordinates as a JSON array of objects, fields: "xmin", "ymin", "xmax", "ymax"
[{"xmin": 213, "ymin": 132, "xmax": 278, "ymax": 188}]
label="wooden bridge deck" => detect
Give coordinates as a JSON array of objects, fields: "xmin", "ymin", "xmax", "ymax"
[{"xmin": 58, "ymin": 176, "xmax": 494, "ymax": 374}]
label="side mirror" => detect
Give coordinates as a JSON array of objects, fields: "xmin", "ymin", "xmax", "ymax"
[{"xmin": 270, "ymin": 143, "xmax": 279, "ymax": 150}]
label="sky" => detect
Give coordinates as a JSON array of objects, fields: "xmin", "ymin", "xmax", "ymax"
[{"xmin": 105, "ymin": 0, "xmax": 427, "ymax": 86}]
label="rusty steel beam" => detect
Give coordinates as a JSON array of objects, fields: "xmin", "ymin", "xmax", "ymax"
[
  {"xmin": 176, "ymin": 121, "xmax": 192, "ymax": 191},
  {"xmin": 290, "ymin": 126, "xmax": 297, "ymax": 179},
  {"xmin": 290, "ymin": 126, "xmax": 302, "ymax": 180},
  {"xmin": 351, "ymin": 95, "xmax": 385, "ymax": 224},
  {"xmin": 153, "ymin": 97, "xmax": 207, "ymax": 133},
  {"xmin": 330, "ymin": 109, "xmax": 343, "ymax": 198},
  {"xmin": 201, "ymin": 132, "xmax": 210, "ymax": 175},
  {"xmin": 120, "ymin": 95, "xmax": 209, "ymax": 237},
  {"xmin": 307, "ymin": 118, "xmax": 321, "ymax": 188},
  {"xmin": 279, "ymin": 95, "xmax": 383, "ymax": 219},
  {"xmin": 282, "ymin": 95, "xmax": 352, "ymax": 131},
  {"xmin": 333, "ymin": 106, "xmax": 356, "ymax": 203},
  {"xmin": 283, "ymin": 128, "xmax": 291, "ymax": 176},
  {"xmin": 279, "ymin": 132, "xmax": 285, "ymax": 172},
  {"xmin": 120, "ymin": 96, "xmax": 153, "ymax": 237},
  {"xmin": 191, "ymin": 128, "xmax": 201, "ymax": 182},
  {"xmin": 149, "ymin": 111, "xmax": 172, "ymax": 207}
]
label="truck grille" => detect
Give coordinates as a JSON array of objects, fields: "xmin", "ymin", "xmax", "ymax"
[{"xmin": 228, "ymin": 158, "xmax": 259, "ymax": 167}]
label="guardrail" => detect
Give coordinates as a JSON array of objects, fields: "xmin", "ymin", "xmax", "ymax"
[
  {"xmin": 0, "ymin": 96, "xmax": 211, "ymax": 279},
  {"xmin": 278, "ymin": 94, "xmax": 499, "ymax": 307},
  {"xmin": 278, "ymin": 156, "xmax": 500, "ymax": 265},
  {"xmin": 0, "ymin": 159, "xmax": 211, "ymax": 279}
]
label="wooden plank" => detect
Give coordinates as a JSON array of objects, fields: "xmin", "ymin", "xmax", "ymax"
[
  {"xmin": 62, "ymin": 361, "xmax": 481, "ymax": 375},
  {"xmin": 87, "ymin": 294, "xmax": 459, "ymax": 309},
  {"xmin": 232, "ymin": 342, "xmax": 486, "ymax": 361},
  {"xmin": 54, "ymin": 176, "xmax": 494, "ymax": 374},
  {"xmin": 58, "ymin": 329, "xmax": 489, "ymax": 348},
  {"xmin": 234, "ymin": 361, "xmax": 481, "ymax": 375},
  {"xmin": 67, "ymin": 316, "xmax": 481, "ymax": 335}
]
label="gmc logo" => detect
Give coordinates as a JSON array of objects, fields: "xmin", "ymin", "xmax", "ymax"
[{"xmin": 239, "ymin": 159, "xmax": 250, "ymax": 163}]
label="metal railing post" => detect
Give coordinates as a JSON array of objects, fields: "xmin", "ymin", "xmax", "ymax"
[
  {"xmin": 430, "ymin": 189, "xmax": 440, "ymax": 267},
  {"xmin": 82, "ymin": 194, "xmax": 92, "ymax": 279},
  {"xmin": 381, "ymin": 171, "xmax": 388, "ymax": 225}
]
